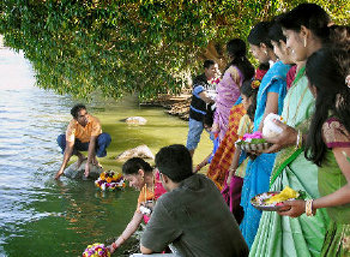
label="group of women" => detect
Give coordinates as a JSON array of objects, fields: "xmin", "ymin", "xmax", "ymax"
[
  {"xmin": 105, "ymin": 3, "xmax": 350, "ymax": 256},
  {"xmin": 206, "ymin": 3, "xmax": 350, "ymax": 257}
]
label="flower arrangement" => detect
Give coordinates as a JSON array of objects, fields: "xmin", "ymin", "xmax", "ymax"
[
  {"xmin": 82, "ymin": 243, "xmax": 110, "ymax": 257},
  {"xmin": 210, "ymin": 77, "xmax": 221, "ymax": 86},
  {"xmin": 95, "ymin": 170, "xmax": 125, "ymax": 191},
  {"xmin": 235, "ymin": 132, "xmax": 270, "ymax": 152},
  {"xmin": 236, "ymin": 131, "xmax": 266, "ymax": 145}
]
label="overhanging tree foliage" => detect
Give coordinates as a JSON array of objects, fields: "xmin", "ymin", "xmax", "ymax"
[{"xmin": 0, "ymin": 0, "xmax": 348, "ymax": 99}]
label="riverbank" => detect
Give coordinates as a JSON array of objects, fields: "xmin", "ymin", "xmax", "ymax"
[{"xmin": 140, "ymin": 91, "xmax": 191, "ymax": 121}]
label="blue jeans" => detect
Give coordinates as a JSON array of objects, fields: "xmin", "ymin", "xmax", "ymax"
[
  {"xmin": 186, "ymin": 118, "xmax": 204, "ymax": 151},
  {"xmin": 57, "ymin": 133, "xmax": 111, "ymax": 157}
]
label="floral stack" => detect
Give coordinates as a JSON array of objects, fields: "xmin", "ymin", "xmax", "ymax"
[
  {"xmin": 95, "ymin": 170, "xmax": 125, "ymax": 191},
  {"xmin": 235, "ymin": 131, "xmax": 270, "ymax": 152},
  {"xmin": 82, "ymin": 243, "xmax": 110, "ymax": 257}
]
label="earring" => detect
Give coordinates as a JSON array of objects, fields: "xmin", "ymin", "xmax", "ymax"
[
  {"xmin": 346, "ymin": 74, "xmax": 350, "ymax": 88},
  {"xmin": 303, "ymin": 37, "xmax": 307, "ymax": 48}
]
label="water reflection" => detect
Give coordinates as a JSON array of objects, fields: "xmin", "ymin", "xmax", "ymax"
[{"xmin": 0, "ymin": 48, "xmax": 211, "ymax": 256}]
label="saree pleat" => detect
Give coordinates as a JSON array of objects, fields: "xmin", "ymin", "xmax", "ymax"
[
  {"xmin": 240, "ymin": 61, "xmax": 290, "ymax": 248},
  {"xmin": 207, "ymin": 103, "xmax": 246, "ymax": 190},
  {"xmin": 249, "ymin": 68, "xmax": 330, "ymax": 256}
]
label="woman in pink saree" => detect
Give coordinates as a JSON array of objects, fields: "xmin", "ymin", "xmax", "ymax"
[{"xmin": 212, "ymin": 38, "xmax": 255, "ymax": 142}]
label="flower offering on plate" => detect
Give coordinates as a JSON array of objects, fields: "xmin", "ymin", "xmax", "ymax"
[
  {"xmin": 235, "ymin": 131, "xmax": 271, "ymax": 152},
  {"xmin": 251, "ymin": 186, "xmax": 301, "ymax": 211},
  {"xmin": 95, "ymin": 170, "xmax": 125, "ymax": 191},
  {"xmin": 82, "ymin": 243, "xmax": 110, "ymax": 257}
]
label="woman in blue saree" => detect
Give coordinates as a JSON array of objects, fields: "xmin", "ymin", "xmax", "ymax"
[{"xmin": 240, "ymin": 20, "xmax": 292, "ymax": 248}]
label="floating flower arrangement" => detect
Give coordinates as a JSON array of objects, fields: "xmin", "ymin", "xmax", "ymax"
[
  {"xmin": 82, "ymin": 243, "xmax": 110, "ymax": 257},
  {"xmin": 95, "ymin": 170, "xmax": 125, "ymax": 191}
]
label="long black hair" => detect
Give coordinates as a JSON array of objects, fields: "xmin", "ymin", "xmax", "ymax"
[
  {"xmin": 329, "ymin": 25, "xmax": 350, "ymax": 52},
  {"xmin": 268, "ymin": 15, "xmax": 286, "ymax": 45},
  {"xmin": 247, "ymin": 21, "xmax": 273, "ymax": 49},
  {"xmin": 305, "ymin": 48, "xmax": 350, "ymax": 166},
  {"xmin": 279, "ymin": 3, "xmax": 331, "ymax": 45},
  {"xmin": 240, "ymin": 79, "xmax": 259, "ymax": 121},
  {"xmin": 122, "ymin": 157, "xmax": 153, "ymax": 175},
  {"xmin": 225, "ymin": 38, "xmax": 255, "ymax": 81}
]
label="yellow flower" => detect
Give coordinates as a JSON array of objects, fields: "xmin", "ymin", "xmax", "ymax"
[{"xmin": 251, "ymin": 79, "xmax": 261, "ymax": 89}]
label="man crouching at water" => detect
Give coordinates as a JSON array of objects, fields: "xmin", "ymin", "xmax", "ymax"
[
  {"xmin": 140, "ymin": 144, "xmax": 249, "ymax": 256},
  {"xmin": 55, "ymin": 104, "xmax": 111, "ymax": 180}
]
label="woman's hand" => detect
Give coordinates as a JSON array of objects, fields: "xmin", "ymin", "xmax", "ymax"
[
  {"xmin": 211, "ymin": 123, "xmax": 219, "ymax": 134},
  {"xmin": 245, "ymin": 149, "xmax": 262, "ymax": 156},
  {"xmin": 277, "ymin": 200, "xmax": 305, "ymax": 218},
  {"xmin": 107, "ymin": 242, "xmax": 118, "ymax": 254},
  {"xmin": 264, "ymin": 120, "xmax": 298, "ymax": 153}
]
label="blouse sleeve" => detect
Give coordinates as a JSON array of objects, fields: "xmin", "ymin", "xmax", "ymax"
[
  {"xmin": 322, "ymin": 118, "xmax": 350, "ymax": 148},
  {"xmin": 267, "ymin": 78, "xmax": 283, "ymax": 94},
  {"xmin": 227, "ymin": 66, "xmax": 241, "ymax": 86}
]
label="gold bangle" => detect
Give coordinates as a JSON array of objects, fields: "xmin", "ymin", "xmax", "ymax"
[
  {"xmin": 305, "ymin": 199, "xmax": 314, "ymax": 216},
  {"xmin": 295, "ymin": 130, "xmax": 301, "ymax": 149}
]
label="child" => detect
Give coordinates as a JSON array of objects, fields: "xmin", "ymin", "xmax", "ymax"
[
  {"xmin": 226, "ymin": 79, "xmax": 258, "ymax": 184},
  {"xmin": 218, "ymin": 78, "xmax": 259, "ymax": 224}
]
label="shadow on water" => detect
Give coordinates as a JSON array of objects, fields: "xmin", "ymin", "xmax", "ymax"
[{"xmin": 0, "ymin": 48, "xmax": 212, "ymax": 256}]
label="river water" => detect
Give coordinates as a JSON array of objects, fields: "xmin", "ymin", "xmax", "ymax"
[{"xmin": 0, "ymin": 48, "xmax": 211, "ymax": 256}]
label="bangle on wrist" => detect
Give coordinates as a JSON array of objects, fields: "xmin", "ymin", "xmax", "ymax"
[
  {"xmin": 295, "ymin": 130, "xmax": 302, "ymax": 149},
  {"xmin": 305, "ymin": 199, "xmax": 314, "ymax": 216},
  {"xmin": 229, "ymin": 166, "xmax": 236, "ymax": 172},
  {"xmin": 112, "ymin": 242, "xmax": 117, "ymax": 250}
]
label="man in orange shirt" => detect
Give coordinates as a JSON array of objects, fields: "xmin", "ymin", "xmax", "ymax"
[{"xmin": 55, "ymin": 104, "xmax": 111, "ymax": 180}]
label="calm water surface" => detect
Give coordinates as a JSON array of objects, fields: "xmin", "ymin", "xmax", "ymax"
[{"xmin": 0, "ymin": 48, "xmax": 211, "ymax": 256}]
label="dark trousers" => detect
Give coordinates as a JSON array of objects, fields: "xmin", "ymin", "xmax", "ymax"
[{"xmin": 57, "ymin": 133, "xmax": 111, "ymax": 157}]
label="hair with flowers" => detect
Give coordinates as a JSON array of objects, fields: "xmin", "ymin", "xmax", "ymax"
[{"xmin": 251, "ymin": 79, "xmax": 261, "ymax": 89}]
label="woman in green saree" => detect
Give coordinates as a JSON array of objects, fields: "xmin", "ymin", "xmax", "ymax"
[
  {"xmin": 249, "ymin": 4, "xmax": 332, "ymax": 256},
  {"xmin": 278, "ymin": 48, "xmax": 350, "ymax": 256}
]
